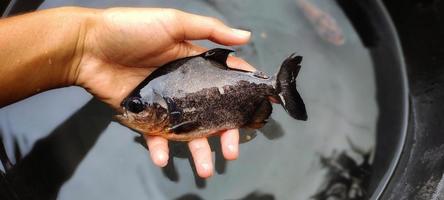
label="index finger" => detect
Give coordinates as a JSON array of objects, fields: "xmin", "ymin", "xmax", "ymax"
[{"xmin": 164, "ymin": 9, "xmax": 251, "ymax": 45}]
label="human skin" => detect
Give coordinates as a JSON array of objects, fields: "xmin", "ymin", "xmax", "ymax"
[{"xmin": 0, "ymin": 7, "xmax": 254, "ymax": 178}]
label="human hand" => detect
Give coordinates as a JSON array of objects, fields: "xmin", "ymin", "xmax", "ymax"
[{"xmin": 72, "ymin": 8, "xmax": 254, "ymax": 178}]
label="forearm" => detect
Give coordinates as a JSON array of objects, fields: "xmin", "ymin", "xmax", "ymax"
[{"xmin": 0, "ymin": 7, "xmax": 95, "ymax": 107}]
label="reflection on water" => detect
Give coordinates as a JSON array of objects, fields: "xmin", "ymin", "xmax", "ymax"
[
  {"xmin": 259, "ymin": 118, "xmax": 285, "ymax": 140},
  {"xmin": 295, "ymin": 0, "xmax": 346, "ymax": 46},
  {"xmin": 0, "ymin": 0, "xmax": 377, "ymax": 199},
  {"xmin": 312, "ymin": 139, "xmax": 372, "ymax": 200}
]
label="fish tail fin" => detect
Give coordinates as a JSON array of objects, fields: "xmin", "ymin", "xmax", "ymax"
[{"xmin": 275, "ymin": 54, "xmax": 307, "ymax": 121}]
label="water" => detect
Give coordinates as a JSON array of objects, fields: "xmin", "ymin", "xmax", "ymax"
[{"xmin": 0, "ymin": 0, "xmax": 377, "ymax": 199}]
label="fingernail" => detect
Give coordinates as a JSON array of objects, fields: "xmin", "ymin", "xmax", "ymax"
[
  {"xmin": 155, "ymin": 150, "xmax": 168, "ymax": 167},
  {"xmin": 201, "ymin": 163, "xmax": 212, "ymax": 172},
  {"xmin": 227, "ymin": 144, "xmax": 236, "ymax": 153},
  {"xmin": 231, "ymin": 28, "xmax": 251, "ymax": 38}
]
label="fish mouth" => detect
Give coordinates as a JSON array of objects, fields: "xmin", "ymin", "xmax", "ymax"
[
  {"xmin": 114, "ymin": 110, "xmax": 140, "ymax": 131},
  {"xmin": 114, "ymin": 114, "xmax": 127, "ymax": 123},
  {"xmin": 114, "ymin": 113, "xmax": 150, "ymax": 136},
  {"xmin": 114, "ymin": 113, "xmax": 133, "ymax": 128}
]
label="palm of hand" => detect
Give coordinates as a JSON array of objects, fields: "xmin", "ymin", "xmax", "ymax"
[{"xmin": 78, "ymin": 8, "xmax": 199, "ymax": 108}]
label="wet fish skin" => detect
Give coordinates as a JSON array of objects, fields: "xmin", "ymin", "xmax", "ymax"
[{"xmin": 116, "ymin": 48, "xmax": 307, "ymax": 141}]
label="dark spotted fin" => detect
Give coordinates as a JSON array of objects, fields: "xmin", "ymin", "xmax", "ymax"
[
  {"xmin": 275, "ymin": 54, "xmax": 307, "ymax": 121},
  {"xmin": 245, "ymin": 99, "xmax": 273, "ymax": 129}
]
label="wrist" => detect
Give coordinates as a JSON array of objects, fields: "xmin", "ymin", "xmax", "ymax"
[{"xmin": 53, "ymin": 7, "xmax": 100, "ymax": 87}]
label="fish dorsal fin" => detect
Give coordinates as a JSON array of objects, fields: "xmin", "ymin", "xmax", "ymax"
[
  {"xmin": 202, "ymin": 48, "xmax": 234, "ymax": 69},
  {"xmin": 202, "ymin": 48, "xmax": 254, "ymax": 73}
]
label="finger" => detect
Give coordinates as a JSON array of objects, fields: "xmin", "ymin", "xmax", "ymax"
[
  {"xmin": 166, "ymin": 9, "xmax": 251, "ymax": 45},
  {"xmin": 188, "ymin": 138, "xmax": 213, "ymax": 178},
  {"xmin": 146, "ymin": 136, "xmax": 169, "ymax": 167},
  {"xmin": 220, "ymin": 129, "xmax": 239, "ymax": 160},
  {"xmin": 227, "ymin": 56, "xmax": 256, "ymax": 71}
]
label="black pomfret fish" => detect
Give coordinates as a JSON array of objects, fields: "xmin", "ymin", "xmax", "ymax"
[{"xmin": 116, "ymin": 48, "xmax": 307, "ymax": 141}]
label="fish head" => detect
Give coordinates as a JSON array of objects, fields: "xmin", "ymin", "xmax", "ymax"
[{"xmin": 116, "ymin": 95, "xmax": 169, "ymax": 135}]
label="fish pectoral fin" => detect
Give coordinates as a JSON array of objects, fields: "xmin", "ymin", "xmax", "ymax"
[
  {"xmin": 244, "ymin": 99, "xmax": 273, "ymax": 129},
  {"xmin": 164, "ymin": 97, "xmax": 184, "ymax": 123},
  {"xmin": 169, "ymin": 121, "xmax": 200, "ymax": 134}
]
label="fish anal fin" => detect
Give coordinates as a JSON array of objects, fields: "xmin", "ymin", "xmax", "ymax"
[
  {"xmin": 246, "ymin": 122, "xmax": 267, "ymax": 129},
  {"xmin": 245, "ymin": 99, "xmax": 272, "ymax": 129}
]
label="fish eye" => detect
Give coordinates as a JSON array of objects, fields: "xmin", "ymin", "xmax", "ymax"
[{"xmin": 127, "ymin": 98, "xmax": 145, "ymax": 113}]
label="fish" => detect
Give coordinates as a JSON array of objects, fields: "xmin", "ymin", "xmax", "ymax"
[
  {"xmin": 296, "ymin": 0, "xmax": 345, "ymax": 46},
  {"xmin": 116, "ymin": 48, "xmax": 307, "ymax": 141}
]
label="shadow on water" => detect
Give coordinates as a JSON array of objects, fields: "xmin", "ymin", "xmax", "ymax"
[
  {"xmin": 0, "ymin": 0, "xmax": 11, "ymax": 17},
  {"xmin": 2, "ymin": 0, "xmax": 44, "ymax": 17},
  {"xmin": 135, "ymin": 135, "xmax": 208, "ymax": 187},
  {"xmin": 175, "ymin": 193, "xmax": 204, "ymax": 200},
  {"xmin": 175, "ymin": 191, "xmax": 275, "ymax": 200},
  {"xmin": 134, "ymin": 117, "xmax": 285, "ymax": 189},
  {"xmin": 167, "ymin": 141, "xmax": 208, "ymax": 188},
  {"xmin": 259, "ymin": 118, "xmax": 285, "ymax": 140},
  {"xmin": 137, "ymin": 136, "xmax": 210, "ymax": 187},
  {"xmin": 0, "ymin": 99, "xmax": 113, "ymax": 200}
]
